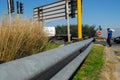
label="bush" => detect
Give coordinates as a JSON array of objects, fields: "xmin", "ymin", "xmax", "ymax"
[{"xmin": 0, "ymin": 19, "xmax": 48, "ymax": 62}]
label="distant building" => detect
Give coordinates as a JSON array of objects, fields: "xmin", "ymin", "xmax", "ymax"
[{"xmin": 44, "ymin": 26, "xmax": 56, "ymax": 36}]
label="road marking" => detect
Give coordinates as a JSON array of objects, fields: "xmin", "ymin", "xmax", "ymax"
[{"xmin": 116, "ymin": 56, "xmax": 120, "ymax": 59}]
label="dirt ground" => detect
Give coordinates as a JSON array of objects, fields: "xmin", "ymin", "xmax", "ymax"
[{"xmin": 100, "ymin": 47, "xmax": 120, "ymax": 80}]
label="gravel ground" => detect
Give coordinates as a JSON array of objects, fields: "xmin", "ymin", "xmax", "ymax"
[
  {"xmin": 95, "ymin": 40, "xmax": 120, "ymax": 80},
  {"xmin": 111, "ymin": 43, "xmax": 120, "ymax": 80}
]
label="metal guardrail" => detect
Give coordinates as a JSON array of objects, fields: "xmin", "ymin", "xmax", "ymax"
[{"xmin": 0, "ymin": 38, "xmax": 93, "ymax": 80}]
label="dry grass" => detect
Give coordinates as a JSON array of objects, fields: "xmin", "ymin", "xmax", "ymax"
[
  {"xmin": 0, "ymin": 19, "xmax": 48, "ymax": 62},
  {"xmin": 100, "ymin": 47, "xmax": 117, "ymax": 80}
]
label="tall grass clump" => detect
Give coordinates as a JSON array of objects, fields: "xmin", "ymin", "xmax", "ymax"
[{"xmin": 0, "ymin": 19, "xmax": 48, "ymax": 62}]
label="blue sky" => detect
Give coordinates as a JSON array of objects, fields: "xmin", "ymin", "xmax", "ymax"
[
  {"xmin": 83, "ymin": 0, "xmax": 120, "ymax": 29},
  {"xmin": 0, "ymin": 0, "xmax": 120, "ymax": 29}
]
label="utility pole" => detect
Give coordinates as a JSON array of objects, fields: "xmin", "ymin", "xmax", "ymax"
[
  {"xmin": 65, "ymin": 0, "xmax": 71, "ymax": 42},
  {"xmin": 7, "ymin": 0, "xmax": 14, "ymax": 24},
  {"xmin": 8, "ymin": 0, "xmax": 12, "ymax": 24},
  {"xmin": 77, "ymin": 0, "xmax": 82, "ymax": 39}
]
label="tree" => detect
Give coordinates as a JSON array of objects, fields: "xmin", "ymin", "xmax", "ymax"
[
  {"xmin": 82, "ymin": 25, "xmax": 96, "ymax": 37},
  {"xmin": 55, "ymin": 25, "xmax": 67, "ymax": 35},
  {"xmin": 55, "ymin": 24, "xmax": 96, "ymax": 37},
  {"xmin": 99, "ymin": 25, "xmax": 102, "ymax": 31}
]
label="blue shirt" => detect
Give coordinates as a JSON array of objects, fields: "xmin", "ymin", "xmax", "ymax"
[{"xmin": 108, "ymin": 30, "xmax": 112, "ymax": 39}]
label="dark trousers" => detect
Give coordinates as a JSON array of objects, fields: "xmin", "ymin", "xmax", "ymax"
[{"xmin": 107, "ymin": 38, "xmax": 112, "ymax": 46}]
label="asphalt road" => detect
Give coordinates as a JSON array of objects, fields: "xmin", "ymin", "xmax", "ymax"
[
  {"xmin": 111, "ymin": 42, "xmax": 120, "ymax": 50},
  {"xmin": 95, "ymin": 40, "xmax": 120, "ymax": 59},
  {"xmin": 95, "ymin": 40, "xmax": 120, "ymax": 49}
]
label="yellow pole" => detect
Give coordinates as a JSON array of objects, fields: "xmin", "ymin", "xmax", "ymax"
[{"xmin": 77, "ymin": 0, "xmax": 82, "ymax": 39}]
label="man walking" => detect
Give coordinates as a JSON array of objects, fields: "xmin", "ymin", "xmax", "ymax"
[{"xmin": 107, "ymin": 28, "xmax": 112, "ymax": 47}]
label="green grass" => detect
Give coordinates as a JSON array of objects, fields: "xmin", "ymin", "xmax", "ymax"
[
  {"xmin": 44, "ymin": 43, "xmax": 62, "ymax": 50},
  {"xmin": 72, "ymin": 45, "xmax": 105, "ymax": 80}
]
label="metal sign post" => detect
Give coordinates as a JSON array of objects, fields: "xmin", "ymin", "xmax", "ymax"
[
  {"xmin": 33, "ymin": 0, "xmax": 79, "ymax": 42},
  {"xmin": 77, "ymin": 0, "xmax": 82, "ymax": 39},
  {"xmin": 65, "ymin": 0, "xmax": 71, "ymax": 42}
]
